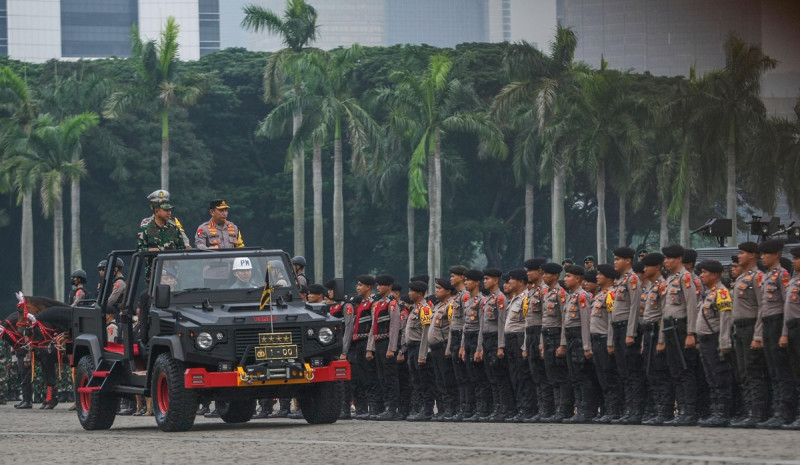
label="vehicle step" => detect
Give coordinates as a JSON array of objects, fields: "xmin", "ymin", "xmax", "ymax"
[
  {"xmin": 92, "ymin": 371, "xmax": 110, "ymax": 377},
  {"xmin": 132, "ymin": 371, "xmax": 148, "ymax": 376},
  {"xmin": 77, "ymin": 387, "xmax": 101, "ymax": 394}
]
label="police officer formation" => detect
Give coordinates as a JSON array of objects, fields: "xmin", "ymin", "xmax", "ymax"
[{"xmin": 329, "ymin": 241, "xmax": 800, "ymax": 429}]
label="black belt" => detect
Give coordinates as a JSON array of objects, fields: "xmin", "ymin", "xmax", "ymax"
[
  {"xmin": 542, "ymin": 327, "xmax": 561, "ymax": 336},
  {"xmin": 429, "ymin": 342, "xmax": 446, "ymax": 351},
  {"xmin": 612, "ymin": 320, "xmax": 628, "ymax": 328},
  {"xmin": 641, "ymin": 321, "xmax": 659, "ymax": 331},
  {"xmin": 698, "ymin": 333, "xmax": 717, "ymax": 343},
  {"xmin": 464, "ymin": 330, "xmax": 480, "ymax": 336},
  {"xmin": 762, "ymin": 313, "xmax": 783, "ymax": 322},
  {"xmin": 787, "ymin": 319, "xmax": 800, "ymax": 330},
  {"xmin": 525, "ymin": 325, "xmax": 541, "ymax": 334},
  {"xmin": 734, "ymin": 318, "xmax": 756, "ymax": 328},
  {"xmin": 564, "ymin": 327, "xmax": 582, "ymax": 337},
  {"xmin": 591, "ymin": 333, "xmax": 607, "ymax": 339}
]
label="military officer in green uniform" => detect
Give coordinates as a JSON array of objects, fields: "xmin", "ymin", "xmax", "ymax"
[
  {"xmin": 140, "ymin": 190, "xmax": 191, "ymax": 246},
  {"xmin": 137, "ymin": 198, "xmax": 186, "ymax": 282}
]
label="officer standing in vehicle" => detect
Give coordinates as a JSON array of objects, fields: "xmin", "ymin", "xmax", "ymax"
[
  {"xmin": 195, "ymin": 199, "xmax": 244, "ymax": 290},
  {"xmin": 95, "ymin": 260, "xmax": 107, "ymax": 300},
  {"xmin": 292, "ymin": 256, "xmax": 308, "ymax": 287},
  {"xmin": 137, "ymin": 197, "xmax": 186, "ymax": 285},
  {"xmin": 140, "ymin": 189, "xmax": 191, "ymax": 246}
]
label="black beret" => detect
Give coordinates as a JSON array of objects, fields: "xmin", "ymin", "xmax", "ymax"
[
  {"xmin": 325, "ymin": 279, "xmax": 336, "ymax": 290},
  {"xmin": 738, "ymin": 241, "xmax": 759, "ymax": 254},
  {"xmin": 465, "ymin": 269, "xmax": 484, "ymax": 281},
  {"xmin": 731, "ymin": 254, "xmax": 739, "ymax": 264},
  {"xmin": 307, "ymin": 284, "xmax": 325, "ymax": 295},
  {"xmin": 759, "ymin": 240, "xmax": 784, "ymax": 255},
  {"xmin": 410, "ymin": 274, "xmax": 429, "ymax": 283},
  {"xmin": 584, "ymin": 270, "xmax": 598, "ymax": 283},
  {"xmin": 632, "ymin": 262, "xmax": 645, "ymax": 273},
  {"xmin": 449, "ymin": 265, "xmax": 468, "ymax": 276},
  {"xmin": 613, "ymin": 247, "xmax": 635, "ymax": 259},
  {"xmin": 391, "ymin": 282, "xmax": 402, "ymax": 291},
  {"xmin": 524, "ymin": 257, "xmax": 547, "ymax": 270},
  {"xmin": 501, "ymin": 273, "xmax": 510, "ymax": 282},
  {"xmin": 597, "ymin": 264, "xmax": 620, "ymax": 280},
  {"xmin": 698, "ymin": 260, "xmax": 723, "ymax": 274},
  {"xmin": 435, "ymin": 278, "xmax": 455, "ymax": 291},
  {"xmin": 483, "ymin": 268, "xmax": 502, "ymax": 278},
  {"xmin": 561, "ymin": 258, "xmax": 574, "ymax": 265},
  {"xmin": 356, "ymin": 275, "xmax": 375, "ymax": 286},
  {"xmin": 661, "ymin": 244, "xmax": 684, "ymax": 259},
  {"xmin": 375, "ymin": 274, "xmax": 394, "ymax": 286},
  {"xmin": 641, "ymin": 253, "xmax": 665, "ymax": 267},
  {"xmin": 682, "ymin": 249, "xmax": 697, "ymax": 265},
  {"xmin": 791, "ymin": 247, "xmax": 800, "ymax": 259},
  {"xmin": 508, "ymin": 268, "xmax": 527, "ymax": 281},
  {"xmin": 408, "ymin": 281, "xmax": 428, "ymax": 293},
  {"xmin": 564, "ymin": 265, "xmax": 585, "ymax": 276},
  {"xmin": 541, "ymin": 263, "xmax": 563, "ymax": 275}
]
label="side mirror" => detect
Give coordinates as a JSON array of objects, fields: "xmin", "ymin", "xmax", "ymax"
[
  {"xmin": 154, "ymin": 284, "xmax": 171, "ymax": 308},
  {"xmin": 333, "ymin": 278, "xmax": 345, "ymax": 302}
]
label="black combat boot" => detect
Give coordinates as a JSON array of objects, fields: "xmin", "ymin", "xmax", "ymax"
[
  {"xmin": 782, "ymin": 414, "xmax": 800, "ymax": 431},
  {"xmin": 757, "ymin": 414, "xmax": 787, "ymax": 429},
  {"xmin": 563, "ymin": 409, "xmax": 590, "ymax": 424},
  {"xmin": 730, "ymin": 408, "xmax": 762, "ymax": 428},
  {"xmin": 374, "ymin": 407, "xmax": 398, "ymax": 421},
  {"xmin": 406, "ymin": 409, "xmax": 432, "ymax": 422},
  {"xmin": 664, "ymin": 406, "xmax": 697, "ymax": 426},
  {"xmin": 43, "ymin": 386, "xmax": 59, "ymax": 410}
]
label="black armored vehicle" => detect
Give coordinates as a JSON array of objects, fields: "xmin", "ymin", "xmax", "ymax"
[{"xmin": 72, "ymin": 248, "xmax": 349, "ymax": 432}]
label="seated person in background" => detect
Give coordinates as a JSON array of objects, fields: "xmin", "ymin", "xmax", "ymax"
[
  {"xmin": 106, "ymin": 312, "xmax": 119, "ymax": 344},
  {"xmin": 160, "ymin": 266, "xmax": 178, "ymax": 289},
  {"xmin": 231, "ymin": 257, "xmax": 258, "ymax": 289},
  {"xmin": 268, "ymin": 260, "xmax": 290, "ymax": 287}
]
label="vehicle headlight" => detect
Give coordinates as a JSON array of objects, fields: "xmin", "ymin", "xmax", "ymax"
[
  {"xmin": 318, "ymin": 327, "xmax": 334, "ymax": 345},
  {"xmin": 196, "ymin": 332, "xmax": 214, "ymax": 350}
]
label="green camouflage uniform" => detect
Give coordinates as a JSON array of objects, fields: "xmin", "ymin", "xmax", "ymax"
[{"xmin": 137, "ymin": 220, "xmax": 186, "ymax": 282}]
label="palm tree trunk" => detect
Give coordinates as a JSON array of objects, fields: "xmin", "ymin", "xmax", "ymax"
[
  {"xmin": 161, "ymin": 110, "xmax": 170, "ymax": 191},
  {"xmin": 551, "ymin": 173, "xmax": 565, "ymax": 261},
  {"xmin": 659, "ymin": 195, "xmax": 669, "ymax": 248},
  {"xmin": 21, "ymin": 192, "xmax": 34, "ymax": 295},
  {"xmin": 70, "ymin": 176, "xmax": 81, "ymax": 272},
  {"xmin": 524, "ymin": 183, "xmax": 534, "ymax": 258},
  {"xmin": 618, "ymin": 192, "xmax": 626, "ymax": 247},
  {"xmin": 292, "ymin": 108, "xmax": 305, "ymax": 257},
  {"xmin": 680, "ymin": 191, "xmax": 690, "ymax": 247},
  {"xmin": 427, "ymin": 137, "xmax": 442, "ymax": 289},
  {"xmin": 312, "ymin": 141, "xmax": 323, "ymax": 283},
  {"xmin": 333, "ymin": 137, "xmax": 344, "ymax": 278},
  {"xmin": 407, "ymin": 199, "xmax": 415, "ymax": 279},
  {"xmin": 53, "ymin": 197, "xmax": 65, "ymax": 300},
  {"xmin": 596, "ymin": 159, "xmax": 607, "ymax": 262},
  {"xmin": 726, "ymin": 139, "xmax": 736, "ymax": 246}
]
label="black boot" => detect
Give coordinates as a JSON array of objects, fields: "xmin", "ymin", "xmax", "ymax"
[
  {"xmin": 14, "ymin": 400, "xmax": 32, "ymax": 409},
  {"xmin": 730, "ymin": 408, "xmax": 763, "ymax": 429},
  {"xmin": 406, "ymin": 409, "xmax": 432, "ymax": 422},
  {"xmin": 757, "ymin": 414, "xmax": 787, "ymax": 429},
  {"xmin": 782, "ymin": 415, "xmax": 800, "ymax": 431},
  {"xmin": 664, "ymin": 406, "xmax": 697, "ymax": 426},
  {"xmin": 375, "ymin": 407, "xmax": 398, "ymax": 421},
  {"xmin": 563, "ymin": 410, "xmax": 590, "ymax": 424},
  {"xmin": 43, "ymin": 386, "xmax": 59, "ymax": 410}
]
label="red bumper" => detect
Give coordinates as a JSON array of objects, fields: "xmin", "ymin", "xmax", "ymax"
[{"xmin": 184, "ymin": 360, "xmax": 351, "ymax": 389}]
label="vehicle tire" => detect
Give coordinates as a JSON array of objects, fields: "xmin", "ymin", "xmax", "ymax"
[
  {"xmin": 75, "ymin": 355, "xmax": 117, "ymax": 430},
  {"xmin": 299, "ymin": 381, "xmax": 340, "ymax": 424},
  {"xmin": 151, "ymin": 353, "xmax": 198, "ymax": 432},
  {"xmin": 218, "ymin": 398, "xmax": 256, "ymax": 424}
]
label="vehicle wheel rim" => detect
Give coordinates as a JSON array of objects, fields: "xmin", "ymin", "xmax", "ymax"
[
  {"xmin": 157, "ymin": 372, "xmax": 169, "ymax": 413},
  {"xmin": 79, "ymin": 374, "xmax": 90, "ymax": 412}
]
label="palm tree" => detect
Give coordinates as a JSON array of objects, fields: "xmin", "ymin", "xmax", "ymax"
[
  {"xmin": 242, "ymin": 0, "xmax": 320, "ymax": 258},
  {"xmin": 492, "ymin": 41, "xmax": 549, "ymax": 259},
  {"xmin": 4, "ymin": 113, "xmax": 97, "ymax": 298},
  {"xmin": 700, "ymin": 32, "xmax": 777, "ymax": 246},
  {"xmin": 0, "ymin": 67, "xmax": 38, "ymax": 294},
  {"xmin": 105, "ymin": 17, "xmax": 207, "ymax": 192},
  {"xmin": 391, "ymin": 54, "xmax": 507, "ymax": 286}
]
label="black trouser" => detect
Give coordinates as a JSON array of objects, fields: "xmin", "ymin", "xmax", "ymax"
[
  {"xmin": 591, "ymin": 333, "xmax": 622, "ymax": 415},
  {"xmin": 733, "ymin": 318, "xmax": 768, "ymax": 416},
  {"xmin": 698, "ymin": 333, "xmax": 733, "ymax": 416},
  {"xmin": 449, "ymin": 330, "xmax": 473, "ymax": 414},
  {"xmin": 397, "ymin": 356, "xmax": 412, "ymax": 416},
  {"xmin": 374, "ymin": 338, "xmax": 400, "ymax": 410},
  {"xmin": 37, "ymin": 349, "xmax": 58, "ymax": 388},
  {"xmin": 482, "ymin": 332, "xmax": 516, "ymax": 413},
  {"xmin": 348, "ymin": 339, "xmax": 380, "ymax": 412},
  {"xmin": 463, "ymin": 331, "xmax": 491, "ymax": 415},
  {"xmin": 406, "ymin": 341, "xmax": 435, "ymax": 414},
  {"xmin": 612, "ymin": 321, "xmax": 645, "ymax": 415},
  {"xmin": 526, "ymin": 325, "xmax": 554, "ymax": 415},
  {"xmin": 662, "ymin": 317, "xmax": 698, "ymax": 414},
  {"xmin": 641, "ymin": 321, "xmax": 674, "ymax": 414},
  {"xmin": 505, "ymin": 332, "xmax": 535, "ymax": 413},
  {"xmin": 788, "ymin": 319, "xmax": 800, "ymax": 419},
  {"xmin": 542, "ymin": 327, "xmax": 573, "ymax": 414},
  {"xmin": 15, "ymin": 349, "xmax": 32, "ymax": 402},
  {"xmin": 762, "ymin": 314, "xmax": 795, "ymax": 419},
  {"xmin": 429, "ymin": 342, "xmax": 458, "ymax": 414},
  {"xmin": 564, "ymin": 327, "xmax": 595, "ymax": 415}
]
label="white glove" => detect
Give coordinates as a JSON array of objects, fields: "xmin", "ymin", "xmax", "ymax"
[{"xmin": 26, "ymin": 313, "xmax": 36, "ymax": 324}]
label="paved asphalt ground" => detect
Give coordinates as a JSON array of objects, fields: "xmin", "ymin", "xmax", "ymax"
[{"xmin": 1, "ymin": 403, "xmax": 798, "ymax": 464}]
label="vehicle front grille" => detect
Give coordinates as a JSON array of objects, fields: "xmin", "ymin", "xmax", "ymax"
[{"xmin": 234, "ymin": 327, "xmax": 304, "ymax": 364}]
